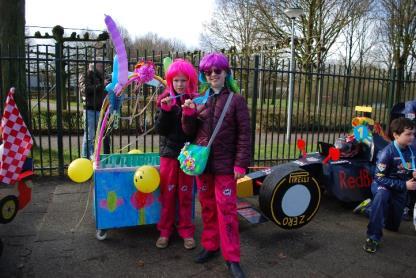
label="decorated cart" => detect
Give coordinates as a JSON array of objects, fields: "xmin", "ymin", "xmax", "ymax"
[
  {"xmin": 65, "ymin": 15, "xmax": 176, "ymax": 240},
  {"xmin": 93, "ymin": 153, "xmax": 161, "ymax": 240}
]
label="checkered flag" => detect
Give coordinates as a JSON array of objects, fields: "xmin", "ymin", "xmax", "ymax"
[{"xmin": 0, "ymin": 88, "xmax": 33, "ymax": 185}]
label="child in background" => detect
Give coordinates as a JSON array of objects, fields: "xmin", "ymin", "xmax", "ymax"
[
  {"xmin": 154, "ymin": 59, "xmax": 198, "ymax": 250},
  {"xmin": 363, "ymin": 117, "xmax": 416, "ymax": 253},
  {"xmin": 182, "ymin": 52, "xmax": 251, "ymax": 278}
]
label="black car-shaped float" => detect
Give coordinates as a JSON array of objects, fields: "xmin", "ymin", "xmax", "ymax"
[{"xmin": 234, "ymin": 105, "xmax": 410, "ymax": 230}]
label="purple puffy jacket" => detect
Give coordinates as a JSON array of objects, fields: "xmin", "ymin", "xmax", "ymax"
[{"xmin": 182, "ymin": 88, "xmax": 251, "ymax": 175}]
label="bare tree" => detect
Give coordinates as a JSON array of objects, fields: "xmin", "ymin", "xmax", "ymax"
[
  {"xmin": 339, "ymin": 2, "xmax": 374, "ymax": 68},
  {"xmin": 0, "ymin": 0, "xmax": 27, "ymax": 120},
  {"xmin": 200, "ymin": 0, "xmax": 262, "ymax": 55},
  {"xmin": 131, "ymin": 33, "xmax": 186, "ymax": 54},
  {"xmin": 409, "ymin": 44, "xmax": 416, "ymax": 75},
  {"xmin": 254, "ymin": 0, "xmax": 369, "ymax": 69},
  {"xmin": 378, "ymin": 0, "xmax": 416, "ymax": 104},
  {"xmin": 253, "ymin": 0, "xmax": 370, "ymax": 111},
  {"xmin": 338, "ymin": 0, "xmax": 374, "ymax": 105}
]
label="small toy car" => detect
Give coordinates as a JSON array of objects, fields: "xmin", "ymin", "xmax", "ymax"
[{"xmin": 0, "ymin": 158, "xmax": 34, "ymax": 257}]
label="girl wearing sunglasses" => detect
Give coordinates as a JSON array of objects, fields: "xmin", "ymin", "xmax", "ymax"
[{"xmin": 181, "ymin": 52, "xmax": 251, "ymax": 278}]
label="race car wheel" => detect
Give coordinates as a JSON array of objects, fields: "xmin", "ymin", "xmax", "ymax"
[
  {"xmin": 0, "ymin": 196, "xmax": 19, "ymax": 224},
  {"xmin": 259, "ymin": 164, "xmax": 321, "ymax": 229}
]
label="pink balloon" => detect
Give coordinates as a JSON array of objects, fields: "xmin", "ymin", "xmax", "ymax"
[{"xmin": 95, "ymin": 106, "xmax": 110, "ymax": 166}]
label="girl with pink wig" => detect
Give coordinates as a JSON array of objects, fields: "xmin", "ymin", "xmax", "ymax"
[
  {"xmin": 154, "ymin": 58, "xmax": 198, "ymax": 250},
  {"xmin": 182, "ymin": 52, "xmax": 251, "ymax": 278}
]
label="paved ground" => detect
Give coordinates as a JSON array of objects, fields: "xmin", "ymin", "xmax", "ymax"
[{"xmin": 1, "ymin": 177, "xmax": 416, "ymax": 278}]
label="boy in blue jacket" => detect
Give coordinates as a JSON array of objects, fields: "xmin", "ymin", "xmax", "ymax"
[{"xmin": 364, "ymin": 117, "xmax": 416, "ymax": 253}]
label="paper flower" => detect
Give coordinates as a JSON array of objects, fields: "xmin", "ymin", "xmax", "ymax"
[{"xmin": 134, "ymin": 61, "xmax": 156, "ymax": 84}]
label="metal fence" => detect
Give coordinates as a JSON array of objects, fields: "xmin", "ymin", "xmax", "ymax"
[{"xmin": 1, "ymin": 43, "xmax": 416, "ymax": 175}]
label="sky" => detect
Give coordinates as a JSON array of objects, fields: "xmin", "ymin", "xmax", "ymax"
[{"xmin": 25, "ymin": 0, "xmax": 215, "ymax": 49}]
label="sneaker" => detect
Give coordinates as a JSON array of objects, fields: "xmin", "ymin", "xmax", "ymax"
[
  {"xmin": 353, "ymin": 198, "xmax": 371, "ymax": 214},
  {"xmin": 226, "ymin": 261, "xmax": 246, "ymax": 278},
  {"xmin": 194, "ymin": 248, "xmax": 219, "ymax": 263},
  {"xmin": 363, "ymin": 238, "xmax": 379, "ymax": 253},
  {"xmin": 156, "ymin": 237, "xmax": 169, "ymax": 249},
  {"xmin": 183, "ymin": 238, "xmax": 196, "ymax": 250},
  {"xmin": 402, "ymin": 207, "xmax": 412, "ymax": 221}
]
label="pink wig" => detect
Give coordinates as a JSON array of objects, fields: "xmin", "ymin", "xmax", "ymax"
[{"xmin": 161, "ymin": 58, "xmax": 198, "ymax": 104}]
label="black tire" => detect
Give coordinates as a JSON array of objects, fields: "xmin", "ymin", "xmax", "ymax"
[
  {"xmin": 259, "ymin": 163, "xmax": 321, "ymax": 229},
  {"xmin": 0, "ymin": 196, "xmax": 19, "ymax": 224}
]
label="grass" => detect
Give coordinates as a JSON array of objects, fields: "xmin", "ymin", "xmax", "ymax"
[
  {"xmin": 254, "ymin": 142, "xmax": 318, "ymax": 162},
  {"xmin": 247, "ymin": 97, "xmax": 390, "ymax": 120},
  {"xmin": 29, "ymin": 98, "xmax": 79, "ymax": 110},
  {"xmin": 30, "ymin": 146, "xmax": 74, "ymax": 175},
  {"xmin": 30, "ymin": 144, "xmax": 161, "ymax": 175},
  {"xmin": 29, "ymin": 140, "xmax": 318, "ymax": 176}
]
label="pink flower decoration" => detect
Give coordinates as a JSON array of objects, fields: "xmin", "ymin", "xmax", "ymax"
[{"xmin": 134, "ymin": 61, "xmax": 156, "ymax": 84}]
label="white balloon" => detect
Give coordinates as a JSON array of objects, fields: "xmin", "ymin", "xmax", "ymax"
[{"xmin": 0, "ymin": 144, "xmax": 3, "ymax": 159}]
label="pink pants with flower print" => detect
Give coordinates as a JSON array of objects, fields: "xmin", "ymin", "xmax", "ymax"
[
  {"xmin": 196, "ymin": 174, "xmax": 240, "ymax": 262},
  {"xmin": 157, "ymin": 157, "xmax": 195, "ymax": 239}
]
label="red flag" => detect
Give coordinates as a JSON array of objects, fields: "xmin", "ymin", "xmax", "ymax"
[{"xmin": 0, "ymin": 88, "xmax": 33, "ymax": 185}]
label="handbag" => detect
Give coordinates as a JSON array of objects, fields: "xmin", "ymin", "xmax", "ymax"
[{"xmin": 178, "ymin": 92, "xmax": 234, "ymax": 176}]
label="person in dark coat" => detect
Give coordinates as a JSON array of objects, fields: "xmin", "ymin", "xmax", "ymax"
[
  {"xmin": 181, "ymin": 52, "xmax": 251, "ymax": 278},
  {"xmin": 79, "ymin": 60, "xmax": 110, "ymax": 158},
  {"xmin": 154, "ymin": 59, "xmax": 198, "ymax": 250}
]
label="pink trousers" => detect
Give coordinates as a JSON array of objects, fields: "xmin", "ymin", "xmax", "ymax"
[
  {"xmin": 157, "ymin": 157, "xmax": 195, "ymax": 239},
  {"xmin": 196, "ymin": 174, "xmax": 240, "ymax": 262}
]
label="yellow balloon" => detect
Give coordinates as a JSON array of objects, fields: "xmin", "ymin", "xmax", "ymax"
[
  {"xmin": 133, "ymin": 165, "xmax": 160, "ymax": 193},
  {"xmin": 128, "ymin": 149, "xmax": 143, "ymax": 154},
  {"xmin": 68, "ymin": 158, "xmax": 93, "ymax": 183}
]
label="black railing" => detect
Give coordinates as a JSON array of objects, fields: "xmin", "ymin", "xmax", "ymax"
[{"xmin": 1, "ymin": 44, "xmax": 415, "ymax": 175}]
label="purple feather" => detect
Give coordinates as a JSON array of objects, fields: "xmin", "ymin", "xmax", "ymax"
[{"xmin": 104, "ymin": 15, "xmax": 128, "ymax": 95}]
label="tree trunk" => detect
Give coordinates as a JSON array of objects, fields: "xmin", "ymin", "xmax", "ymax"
[
  {"xmin": 304, "ymin": 63, "xmax": 313, "ymax": 115},
  {"xmin": 0, "ymin": 0, "xmax": 27, "ymax": 122},
  {"xmin": 395, "ymin": 62, "xmax": 405, "ymax": 104},
  {"xmin": 343, "ymin": 22, "xmax": 354, "ymax": 107}
]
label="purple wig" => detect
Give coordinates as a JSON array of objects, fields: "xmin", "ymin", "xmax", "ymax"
[
  {"xmin": 198, "ymin": 52, "xmax": 240, "ymax": 93},
  {"xmin": 199, "ymin": 52, "xmax": 230, "ymax": 73}
]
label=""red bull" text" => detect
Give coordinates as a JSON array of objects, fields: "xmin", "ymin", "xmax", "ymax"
[{"xmin": 339, "ymin": 168, "xmax": 372, "ymax": 189}]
